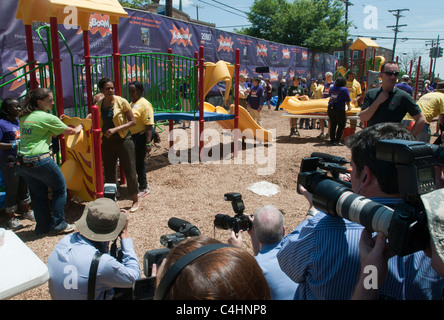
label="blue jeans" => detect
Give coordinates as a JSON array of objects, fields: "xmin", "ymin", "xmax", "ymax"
[{"xmin": 16, "ymin": 156, "xmax": 68, "ymax": 234}]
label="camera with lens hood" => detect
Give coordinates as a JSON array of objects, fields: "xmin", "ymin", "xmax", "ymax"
[
  {"xmin": 298, "ymin": 140, "xmax": 444, "ymax": 257},
  {"xmin": 214, "ymin": 193, "xmax": 252, "ymax": 233}
]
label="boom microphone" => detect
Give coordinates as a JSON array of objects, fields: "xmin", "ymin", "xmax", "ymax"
[
  {"xmin": 167, "ymin": 217, "xmax": 201, "ymax": 237},
  {"xmin": 310, "ymin": 152, "xmax": 349, "ymax": 165}
]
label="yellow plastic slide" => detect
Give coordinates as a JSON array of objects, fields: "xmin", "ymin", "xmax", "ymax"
[
  {"xmin": 204, "ymin": 102, "xmax": 273, "ymax": 142},
  {"xmin": 281, "ymin": 96, "xmax": 360, "ymax": 116}
]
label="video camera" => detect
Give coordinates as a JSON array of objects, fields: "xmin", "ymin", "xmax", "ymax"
[
  {"xmin": 298, "ymin": 140, "xmax": 444, "ymax": 257},
  {"xmin": 132, "ymin": 217, "xmax": 201, "ymax": 300},
  {"xmin": 214, "ymin": 193, "xmax": 252, "ymax": 233},
  {"xmin": 142, "ymin": 217, "xmax": 201, "ymax": 278}
]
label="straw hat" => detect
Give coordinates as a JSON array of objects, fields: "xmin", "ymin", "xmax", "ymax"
[
  {"xmin": 422, "ymin": 189, "xmax": 444, "ymax": 264},
  {"xmin": 75, "ymin": 198, "xmax": 126, "ymax": 242}
]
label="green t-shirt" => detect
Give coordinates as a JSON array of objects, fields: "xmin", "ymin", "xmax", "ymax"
[{"xmin": 19, "ymin": 110, "xmax": 67, "ymax": 157}]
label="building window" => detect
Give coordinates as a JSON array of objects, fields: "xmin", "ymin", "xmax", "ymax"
[
  {"xmin": 334, "ymin": 51, "xmax": 344, "ymax": 60},
  {"xmin": 353, "ymin": 50, "xmax": 359, "ymax": 60}
]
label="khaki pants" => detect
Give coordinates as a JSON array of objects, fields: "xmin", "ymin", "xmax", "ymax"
[{"xmin": 248, "ymin": 108, "xmax": 261, "ymax": 126}]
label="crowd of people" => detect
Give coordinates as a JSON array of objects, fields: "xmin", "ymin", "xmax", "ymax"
[{"xmin": 2, "ymin": 64, "xmax": 444, "ymax": 301}]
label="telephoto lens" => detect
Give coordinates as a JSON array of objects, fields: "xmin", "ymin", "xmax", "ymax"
[
  {"xmin": 214, "ymin": 214, "xmax": 233, "ymax": 230},
  {"xmin": 312, "ymin": 179, "xmax": 394, "ymax": 236}
]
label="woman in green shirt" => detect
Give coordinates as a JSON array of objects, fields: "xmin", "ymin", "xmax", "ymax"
[{"xmin": 17, "ymin": 88, "xmax": 82, "ymax": 235}]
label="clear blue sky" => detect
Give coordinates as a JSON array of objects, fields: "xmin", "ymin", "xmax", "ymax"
[{"xmin": 160, "ymin": 0, "xmax": 444, "ymax": 78}]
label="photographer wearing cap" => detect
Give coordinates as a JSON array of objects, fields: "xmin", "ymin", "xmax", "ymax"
[
  {"xmin": 277, "ymin": 123, "xmax": 444, "ymax": 299},
  {"xmin": 228, "ymin": 205, "xmax": 298, "ymax": 300},
  {"xmin": 47, "ymin": 198, "xmax": 141, "ymax": 300}
]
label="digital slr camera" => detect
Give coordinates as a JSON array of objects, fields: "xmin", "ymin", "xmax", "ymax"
[
  {"xmin": 214, "ymin": 192, "xmax": 252, "ymax": 233},
  {"xmin": 297, "ymin": 140, "xmax": 444, "ymax": 257}
]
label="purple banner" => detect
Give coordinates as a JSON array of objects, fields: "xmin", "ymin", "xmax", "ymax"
[{"xmin": 0, "ymin": 2, "xmax": 337, "ymax": 108}]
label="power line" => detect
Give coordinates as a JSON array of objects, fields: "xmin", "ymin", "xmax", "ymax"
[
  {"xmin": 206, "ymin": 0, "xmax": 249, "ymax": 15},
  {"xmin": 197, "ymin": 0, "xmax": 247, "ymax": 19}
]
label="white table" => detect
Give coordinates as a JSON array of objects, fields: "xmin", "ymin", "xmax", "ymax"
[{"xmin": 0, "ymin": 230, "xmax": 49, "ymax": 299}]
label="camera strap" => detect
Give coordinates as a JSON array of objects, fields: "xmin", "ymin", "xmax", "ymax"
[
  {"xmin": 87, "ymin": 252, "xmax": 103, "ymax": 300},
  {"xmin": 154, "ymin": 243, "xmax": 232, "ymax": 300}
]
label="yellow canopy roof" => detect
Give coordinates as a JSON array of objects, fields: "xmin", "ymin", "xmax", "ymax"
[
  {"xmin": 16, "ymin": 0, "xmax": 128, "ymax": 30},
  {"xmin": 349, "ymin": 37, "xmax": 379, "ymax": 51}
]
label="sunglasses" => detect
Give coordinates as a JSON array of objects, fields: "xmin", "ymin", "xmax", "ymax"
[{"xmin": 383, "ymin": 71, "xmax": 400, "ymax": 77}]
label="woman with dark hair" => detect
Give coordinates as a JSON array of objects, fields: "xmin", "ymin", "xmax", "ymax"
[
  {"xmin": 155, "ymin": 236, "xmax": 271, "ymax": 300},
  {"xmin": 128, "ymin": 81, "xmax": 154, "ymax": 198},
  {"xmin": 94, "ymin": 78, "xmax": 139, "ymax": 212},
  {"xmin": 0, "ymin": 98, "xmax": 34, "ymax": 230},
  {"xmin": 327, "ymin": 77, "xmax": 351, "ymax": 146},
  {"xmin": 16, "ymin": 88, "xmax": 83, "ymax": 235}
]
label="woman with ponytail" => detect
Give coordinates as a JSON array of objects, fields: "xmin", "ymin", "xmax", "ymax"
[{"xmin": 17, "ymin": 88, "xmax": 82, "ymax": 235}]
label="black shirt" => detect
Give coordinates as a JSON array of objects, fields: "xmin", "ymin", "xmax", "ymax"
[{"xmin": 361, "ymin": 87, "xmax": 422, "ymax": 127}]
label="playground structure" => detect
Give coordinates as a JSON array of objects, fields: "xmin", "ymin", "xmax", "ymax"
[{"xmin": 5, "ymin": 0, "xmax": 274, "ymax": 202}]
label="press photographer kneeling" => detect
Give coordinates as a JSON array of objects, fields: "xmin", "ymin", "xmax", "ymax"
[
  {"xmin": 47, "ymin": 194, "xmax": 141, "ymax": 300},
  {"xmin": 277, "ymin": 122, "xmax": 444, "ymax": 300}
]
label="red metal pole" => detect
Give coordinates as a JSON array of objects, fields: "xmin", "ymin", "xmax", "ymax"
[
  {"xmin": 350, "ymin": 50, "xmax": 354, "ymax": 71},
  {"xmin": 112, "ymin": 24, "xmax": 121, "ymax": 96},
  {"xmin": 414, "ymin": 56, "xmax": 422, "ymax": 100},
  {"xmin": 199, "ymin": 46, "xmax": 205, "ymax": 161},
  {"xmin": 91, "ymin": 105, "xmax": 103, "ymax": 199},
  {"xmin": 49, "ymin": 17, "xmax": 66, "ymax": 163},
  {"xmin": 234, "ymin": 49, "xmax": 240, "ymax": 158},
  {"xmin": 168, "ymin": 48, "xmax": 174, "ymax": 149},
  {"xmin": 194, "ymin": 51, "xmax": 199, "ymax": 149},
  {"xmin": 429, "ymin": 57, "xmax": 434, "ymax": 81},
  {"xmin": 24, "ymin": 24, "xmax": 38, "ymax": 90},
  {"xmin": 111, "ymin": 24, "xmax": 125, "ymax": 185},
  {"xmin": 83, "ymin": 30, "xmax": 93, "ymax": 114}
]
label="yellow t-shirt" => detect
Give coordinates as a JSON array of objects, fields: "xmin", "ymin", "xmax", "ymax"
[
  {"xmin": 404, "ymin": 92, "xmax": 444, "ymax": 124},
  {"xmin": 129, "ymin": 97, "xmax": 154, "ymax": 135},
  {"xmin": 346, "ymin": 79, "xmax": 362, "ymax": 101}
]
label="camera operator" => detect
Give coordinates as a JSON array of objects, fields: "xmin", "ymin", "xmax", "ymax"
[
  {"xmin": 47, "ymin": 198, "xmax": 141, "ymax": 300},
  {"xmin": 353, "ymin": 177, "xmax": 444, "ymax": 299},
  {"xmin": 228, "ymin": 205, "xmax": 298, "ymax": 300},
  {"xmin": 277, "ymin": 123, "xmax": 444, "ymax": 300}
]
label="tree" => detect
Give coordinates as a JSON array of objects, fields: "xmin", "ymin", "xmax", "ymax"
[
  {"xmin": 239, "ymin": 0, "xmax": 347, "ymax": 52},
  {"xmin": 118, "ymin": 0, "xmax": 151, "ymax": 9}
]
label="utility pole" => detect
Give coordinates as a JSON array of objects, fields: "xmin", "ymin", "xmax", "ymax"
[
  {"xmin": 192, "ymin": 4, "xmax": 204, "ymax": 20},
  {"xmin": 387, "ymin": 9, "xmax": 409, "ymax": 60},
  {"xmin": 342, "ymin": 0, "xmax": 353, "ymax": 69},
  {"xmin": 166, "ymin": 0, "xmax": 173, "ymax": 17}
]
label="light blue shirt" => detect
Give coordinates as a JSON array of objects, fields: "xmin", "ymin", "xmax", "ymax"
[
  {"xmin": 255, "ymin": 242, "xmax": 298, "ymax": 300},
  {"xmin": 277, "ymin": 198, "xmax": 444, "ymax": 300},
  {"xmin": 47, "ymin": 233, "xmax": 141, "ymax": 300}
]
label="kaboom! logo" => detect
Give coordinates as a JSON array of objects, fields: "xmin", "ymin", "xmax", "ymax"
[
  {"xmin": 217, "ymin": 35, "xmax": 234, "ymax": 52},
  {"xmin": 170, "ymin": 25, "xmax": 193, "ymax": 47}
]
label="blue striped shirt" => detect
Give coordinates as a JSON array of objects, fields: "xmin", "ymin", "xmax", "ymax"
[{"xmin": 277, "ymin": 198, "xmax": 444, "ymax": 300}]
